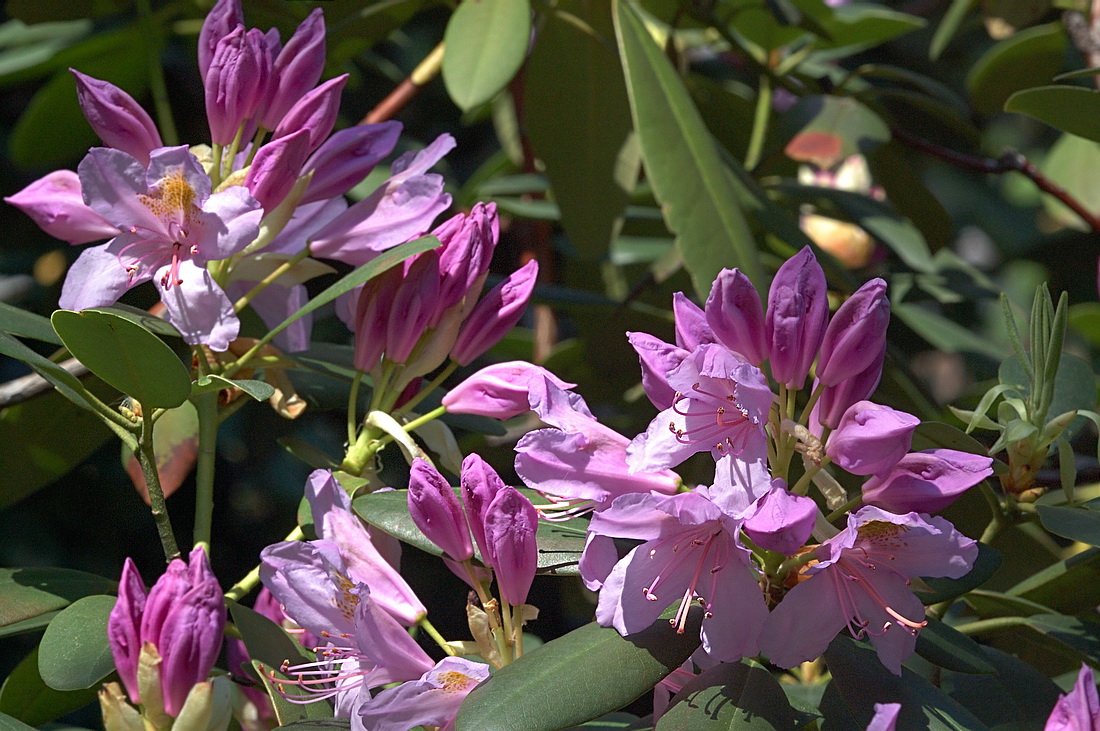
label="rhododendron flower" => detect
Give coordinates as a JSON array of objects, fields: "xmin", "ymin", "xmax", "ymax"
[
  {"xmin": 868, "ymin": 703, "xmax": 902, "ymax": 731},
  {"xmin": 765, "ymin": 246, "xmax": 829, "ymax": 389},
  {"xmin": 705, "ymin": 267, "xmax": 767, "ymax": 365},
  {"xmin": 442, "ymin": 361, "xmax": 575, "ymax": 419},
  {"xmin": 60, "ymin": 146, "xmax": 262, "ymax": 350},
  {"xmin": 861, "ymin": 449, "xmax": 994, "ymax": 514},
  {"xmin": 742, "ymin": 482, "xmax": 817, "ymax": 555},
  {"xmin": 825, "ymin": 401, "xmax": 921, "ymax": 476},
  {"xmin": 760, "ymin": 507, "xmax": 978, "ymax": 674},
  {"xmin": 1044, "ymin": 664, "xmax": 1100, "ymax": 730},
  {"xmin": 4, "ymin": 170, "xmax": 118, "ymax": 244},
  {"xmin": 354, "ymin": 656, "xmax": 490, "ymax": 731},
  {"xmin": 586, "ymin": 489, "xmax": 768, "ymax": 662}
]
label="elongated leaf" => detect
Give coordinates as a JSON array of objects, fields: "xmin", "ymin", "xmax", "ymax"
[
  {"xmin": 892, "ymin": 303, "xmax": 1005, "ymax": 359},
  {"xmin": 38, "ymin": 595, "xmax": 115, "ymax": 691},
  {"xmin": 0, "ymin": 612, "xmax": 59, "ymax": 640},
  {"xmin": 0, "ymin": 567, "xmax": 115, "ymax": 630},
  {"xmin": 1005, "ymin": 86, "xmax": 1100, "ymax": 143},
  {"xmin": 0, "ymin": 302, "xmax": 62, "ymax": 345},
  {"xmin": 52, "ymin": 309, "xmax": 191, "ymax": 409},
  {"xmin": 615, "ymin": 0, "xmax": 762, "ymax": 298},
  {"xmin": 941, "ymin": 646, "xmax": 1061, "ymax": 731},
  {"xmin": 963, "ymin": 589, "xmax": 1053, "ymax": 618},
  {"xmin": 655, "ymin": 659, "xmax": 812, "ymax": 730},
  {"xmin": 930, "ymin": 0, "xmax": 977, "ymax": 59},
  {"xmin": 1000, "ymin": 353, "xmax": 1096, "ymax": 427},
  {"xmin": 1008, "ymin": 546, "xmax": 1100, "ymax": 613},
  {"xmin": 455, "ymin": 607, "xmax": 703, "ymax": 731},
  {"xmin": 353, "ymin": 488, "xmax": 586, "ymax": 575},
  {"xmin": 1037, "ymin": 505, "xmax": 1100, "ymax": 546},
  {"xmin": 0, "ymin": 331, "xmax": 96, "ymax": 410},
  {"xmin": 914, "ymin": 617, "xmax": 995, "ymax": 674},
  {"xmin": 192, "ymin": 375, "xmax": 276, "ymax": 401},
  {"xmin": 0, "ymin": 712, "xmax": 37, "ymax": 731},
  {"xmin": 967, "ymin": 23, "xmax": 1065, "ymax": 116},
  {"xmin": 1028, "ymin": 613, "xmax": 1100, "ymax": 662},
  {"xmin": 910, "ymin": 422, "xmax": 994, "ymax": 456},
  {"xmin": 0, "ymin": 647, "xmax": 99, "ymax": 726},
  {"xmin": 442, "ymin": 0, "xmax": 531, "ymax": 111}
]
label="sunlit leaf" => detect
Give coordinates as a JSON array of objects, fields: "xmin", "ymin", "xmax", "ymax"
[
  {"xmin": 967, "ymin": 23, "xmax": 1065, "ymax": 116},
  {"xmin": 0, "ymin": 647, "xmax": 99, "ymax": 726},
  {"xmin": 0, "ymin": 567, "xmax": 115, "ymax": 631},
  {"xmin": 442, "ymin": 0, "xmax": 531, "ymax": 111},
  {"xmin": 1005, "ymin": 86, "xmax": 1100, "ymax": 143},
  {"xmin": 38, "ymin": 595, "xmax": 115, "ymax": 691}
]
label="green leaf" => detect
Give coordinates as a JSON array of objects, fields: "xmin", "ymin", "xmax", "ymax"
[
  {"xmin": 823, "ymin": 634, "xmax": 987, "ymax": 729},
  {"xmin": 0, "ymin": 567, "xmax": 115, "ymax": 631},
  {"xmin": 1037, "ymin": 505, "xmax": 1100, "ymax": 545},
  {"xmin": 0, "ymin": 612, "xmax": 59, "ymax": 640},
  {"xmin": 941, "ymin": 646, "xmax": 1062, "ymax": 731},
  {"xmin": 353, "ymin": 488, "xmax": 586, "ymax": 575},
  {"xmin": 442, "ymin": 0, "xmax": 532, "ymax": 111},
  {"xmin": 1008, "ymin": 546, "xmax": 1100, "ymax": 613},
  {"xmin": 614, "ymin": 0, "xmax": 763, "ymax": 298},
  {"xmin": 963, "ymin": 589, "xmax": 1054, "ymax": 618},
  {"xmin": 0, "ymin": 331, "xmax": 98, "ymax": 412},
  {"xmin": 920, "ymin": 543, "xmax": 1001, "ymax": 605},
  {"xmin": 565, "ymin": 713, "xmax": 640, "ymax": 730},
  {"xmin": 526, "ymin": 0, "xmax": 635, "ymax": 261},
  {"xmin": 192, "ymin": 374, "xmax": 276, "ymax": 401},
  {"xmin": 1005, "ymin": 86, "xmax": 1100, "ymax": 143},
  {"xmin": 1028, "ymin": 613, "xmax": 1100, "ymax": 663},
  {"xmin": 455, "ymin": 608, "xmax": 703, "ymax": 731},
  {"xmin": 0, "ymin": 647, "xmax": 99, "ymax": 726},
  {"xmin": 967, "ymin": 23, "xmax": 1066, "ymax": 116},
  {"xmin": 1070, "ymin": 302, "xmax": 1100, "ymax": 348},
  {"xmin": 1040, "ymin": 134, "xmax": 1100, "ymax": 232},
  {"xmin": 910, "ymin": 422, "xmax": 994, "ymax": 456},
  {"xmin": 892, "ymin": 303, "xmax": 1005, "ymax": 359},
  {"xmin": 0, "ymin": 712, "xmax": 37, "ymax": 731},
  {"xmin": 783, "ymin": 95, "xmax": 891, "ymax": 169},
  {"xmin": 807, "ymin": 2, "xmax": 925, "ymax": 53},
  {"xmin": 655, "ymin": 659, "xmax": 813, "ymax": 730},
  {"xmin": 38, "ymin": 595, "xmax": 116, "ymax": 691},
  {"xmin": 1000, "ymin": 353, "xmax": 1097, "ymax": 426},
  {"xmin": 914, "ymin": 617, "xmax": 996, "ymax": 674},
  {"xmin": 0, "ymin": 302, "xmax": 62, "ymax": 345},
  {"xmin": 930, "ymin": 0, "xmax": 977, "ymax": 59},
  {"xmin": 52, "ymin": 309, "xmax": 191, "ymax": 409}
]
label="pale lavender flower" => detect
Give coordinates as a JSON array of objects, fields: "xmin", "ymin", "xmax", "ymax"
[
  {"xmin": 408, "ymin": 458, "xmax": 474, "ymax": 562},
  {"xmin": 483, "ymin": 486, "xmax": 539, "ymax": 606},
  {"xmin": 766, "ymin": 246, "xmax": 829, "ymax": 388},
  {"xmin": 1044, "ymin": 664, "xmax": 1100, "ymax": 730},
  {"xmin": 60, "ymin": 146, "xmax": 262, "ymax": 350},
  {"xmin": 742, "ymin": 482, "xmax": 817, "ymax": 555},
  {"xmin": 197, "ymin": 0, "xmax": 243, "ymax": 79},
  {"xmin": 816, "ymin": 278, "xmax": 889, "ymax": 387},
  {"xmin": 760, "ymin": 506, "xmax": 977, "ymax": 674},
  {"xmin": 300, "ymin": 123, "xmax": 402, "ymax": 204},
  {"xmin": 626, "ymin": 331, "xmax": 688, "ymax": 410},
  {"xmin": 257, "ymin": 8, "xmax": 326, "ymax": 131},
  {"xmin": 672, "ymin": 292, "xmax": 715, "ymax": 350},
  {"xmin": 245, "ymin": 128, "xmax": 311, "ymax": 212},
  {"xmin": 271, "ymin": 74, "xmax": 348, "ymax": 152},
  {"xmin": 705, "ymin": 268, "xmax": 767, "ymax": 365},
  {"xmin": 441, "ymin": 361, "xmax": 575, "ymax": 419},
  {"xmin": 459, "ymin": 453, "xmax": 507, "ymax": 567},
  {"xmin": 451, "ymin": 259, "xmax": 538, "ymax": 365},
  {"xmin": 71, "ymin": 70, "xmax": 162, "ymax": 165},
  {"xmin": 868, "ymin": 703, "xmax": 902, "ymax": 731},
  {"xmin": 825, "ymin": 401, "xmax": 920, "ymax": 476},
  {"xmin": 205, "ymin": 26, "xmax": 273, "ymax": 146},
  {"xmin": 5, "ymin": 170, "xmax": 117, "ymax": 244},
  {"xmin": 353, "ymin": 656, "xmax": 491, "ymax": 731},
  {"xmin": 861, "ymin": 449, "xmax": 994, "ymax": 514}
]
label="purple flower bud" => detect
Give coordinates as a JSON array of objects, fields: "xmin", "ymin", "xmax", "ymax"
[
  {"xmin": 460, "ymin": 454, "xmax": 507, "ymax": 566},
  {"xmin": 352, "ymin": 267, "xmax": 402, "ymax": 371},
  {"xmin": 861, "ymin": 448, "xmax": 994, "ymax": 514},
  {"xmin": 626, "ymin": 332, "xmax": 687, "ymax": 411},
  {"xmin": 4, "ymin": 170, "xmax": 118, "ymax": 244},
  {"xmin": 197, "ymin": 0, "xmax": 243, "ymax": 80},
  {"xmin": 71, "ymin": 70, "xmax": 162, "ymax": 166},
  {"xmin": 813, "ymin": 343, "xmax": 885, "ymax": 430},
  {"xmin": 743, "ymin": 482, "xmax": 816, "ymax": 555},
  {"xmin": 766, "ymin": 247, "xmax": 829, "ymax": 388},
  {"xmin": 300, "ymin": 122, "xmax": 402, "ymax": 204},
  {"xmin": 673, "ymin": 292, "xmax": 714, "ymax": 350},
  {"xmin": 107, "ymin": 558, "xmax": 147, "ymax": 703},
  {"xmin": 705, "ymin": 268, "xmax": 766, "ymax": 365},
  {"xmin": 386, "ymin": 250, "xmax": 441, "ymax": 363},
  {"xmin": 245, "ymin": 128, "xmax": 311, "ymax": 212},
  {"xmin": 451, "ymin": 260, "xmax": 538, "ymax": 365},
  {"xmin": 1046, "ymin": 664, "xmax": 1100, "ymax": 731},
  {"xmin": 816, "ymin": 278, "xmax": 889, "ymax": 387},
  {"xmin": 258, "ymin": 9, "xmax": 326, "ymax": 131},
  {"xmin": 825, "ymin": 401, "xmax": 920, "ymax": 476},
  {"xmin": 441, "ymin": 361, "xmax": 575, "ymax": 419},
  {"xmin": 484, "ymin": 486, "xmax": 539, "ymax": 606},
  {"xmin": 435, "ymin": 203, "xmax": 500, "ymax": 318},
  {"xmin": 409, "ymin": 458, "xmax": 474, "ymax": 561},
  {"xmin": 205, "ymin": 27, "xmax": 273, "ymax": 145},
  {"xmin": 271, "ymin": 74, "xmax": 348, "ymax": 153}
]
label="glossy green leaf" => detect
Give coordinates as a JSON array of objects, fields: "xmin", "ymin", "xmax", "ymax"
[
  {"xmin": 941, "ymin": 646, "xmax": 1062, "ymax": 731},
  {"xmin": 455, "ymin": 607, "xmax": 703, "ymax": 731},
  {"xmin": 655, "ymin": 659, "xmax": 812, "ymax": 730},
  {"xmin": 192, "ymin": 375, "xmax": 276, "ymax": 401},
  {"xmin": 0, "ymin": 567, "xmax": 115, "ymax": 630},
  {"xmin": 963, "ymin": 589, "xmax": 1054, "ymax": 618},
  {"xmin": 823, "ymin": 634, "xmax": 987, "ymax": 729},
  {"xmin": 566, "ymin": 713, "xmax": 640, "ymax": 730},
  {"xmin": 353, "ymin": 488, "xmax": 586, "ymax": 575},
  {"xmin": 808, "ymin": 2, "xmax": 925, "ymax": 53},
  {"xmin": 0, "ymin": 712, "xmax": 37, "ymax": 731},
  {"xmin": 1008, "ymin": 546, "xmax": 1100, "ymax": 613},
  {"xmin": 930, "ymin": 0, "xmax": 977, "ymax": 59},
  {"xmin": 442, "ymin": 0, "xmax": 531, "ymax": 111},
  {"xmin": 919, "ymin": 543, "xmax": 1001, "ymax": 605},
  {"xmin": 93, "ymin": 304, "xmax": 182, "ymax": 339},
  {"xmin": 1005, "ymin": 86, "xmax": 1100, "ymax": 143},
  {"xmin": 914, "ymin": 617, "xmax": 996, "ymax": 674},
  {"xmin": 0, "ymin": 612, "xmax": 59, "ymax": 640},
  {"xmin": 0, "ymin": 302, "xmax": 62, "ymax": 345},
  {"xmin": 52, "ymin": 309, "xmax": 191, "ymax": 409},
  {"xmin": 0, "ymin": 331, "xmax": 98, "ymax": 411},
  {"xmin": 527, "ymin": 0, "xmax": 635, "ymax": 261},
  {"xmin": 0, "ymin": 647, "xmax": 99, "ymax": 726},
  {"xmin": 38, "ymin": 595, "xmax": 115, "ymax": 691},
  {"xmin": 784, "ymin": 95, "xmax": 890, "ymax": 168},
  {"xmin": 892, "ymin": 303, "xmax": 1006, "ymax": 359},
  {"xmin": 967, "ymin": 23, "xmax": 1066, "ymax": 116},
  {"xmin": 1037, "ymin": 505, "xmax": 1100, "ymax": 545},
  {"xmin": 1040, "ymin": 134, "xmax": 1100, "ymax": 232},
  {"xmin": 1028, "ymin": 613, "xmax": 1100, "ymax": 662},
  {"xmin": 615, "ymin": 0, "xmax": 762, "ymax": 298}
]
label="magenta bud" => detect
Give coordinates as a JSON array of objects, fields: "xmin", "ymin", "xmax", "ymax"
[
  {"xmin": 301, "ymin": 122, "xmax": 403, "ymax": 204},
  {"xmin": 483, "ymin": 485, "xmax": 539, "ymax": 606},
  {"xmin": 4, "ymin": 170, "xmax": 118, "ymax": 244},
  {"xmin": 825, "ymin": 401, "xmax": 920, "ymax": 476},
  {"xmin": 197, "ymin": 0, "xmax": 243, "ymax": 79},
  {"xmin": 705, "ymin": 268, "xmax": 767, "ymax": 365},
  {"xmin": 107, "ymin": 558, "xmax": 147, "ymax": 703},
  {"xmin": 352, "ymin": 266, "xmax": 402, "ymax": 371},
  {"xmin": 272, "ymin": 74, "xmax": 348, "ymax": 153},
  {"xmin": 812, "ymin": 342, "xmax": 885, "ymax": 430},
  {"xmin": 673, "ymin": 292, "xmax": 714, "ymax": 350},
  {"xmin": 766, "ymin": 247, "xmax": 829, "ymax": 388},
  {"xmin": 205, "ymin": 27, "xmax": 273, "ymax": 145},
  {"xmin": 409, "ymin": 458, "xmax": 474, "ymax": 561},
  {"xmin": 451, "ymin": 260, "xmax": 538, "ymax": 366},
  {"xmin": 459, "ymin": 453, "xmax": 507, "ymax": 565},
  {"xmin": 862, "ymin": 448, "xmax": 994, "ymax": 514},
  {"xmin": 258, "ymin": 9, "xmax": 326, "ymax": 130},
  {"xmin": 626, "ymin": 332, "xmax": 687, "ymax": 411},
  {"xmin": 70, "ymin": 70, "xmax": 162, "ymax": 166},
  {"xmin": 386, "ymin": 250, "xmax": 441, "ymax": 363},
  {"xmin": 816, "ymin": 278, "xmax": 889, "ymax": 387},
  {"xmin": 441, "ymin": 361, "xmax": 575, "ymax": 419},
  {"xmin": 1046, "ymin": 665, "xmax": 1100, "ymax": 730},
  {"xmin": 743, "ymin": 482, "xmax": 816, "ymax": 556},
  {"xmin": 245, "ymin": 128, "xmax": 311, "ymax": 212},
  {"xmin": 436, "ymin": 203, "xmax": 500, "ymax": 316}
]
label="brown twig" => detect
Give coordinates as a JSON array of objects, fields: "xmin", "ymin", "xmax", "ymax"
[
  {"xmin": 359, "ymin": 42, "xmax": 445, "ymax": 125},
  {"xmin": 893, "ymin": 127, "xmax": 1100, "ymax": 235}
]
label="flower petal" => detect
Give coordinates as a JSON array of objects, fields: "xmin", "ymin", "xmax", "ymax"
[{"xmin": 156, "ymin": 260, "xmax": 239, "ymax": 350}]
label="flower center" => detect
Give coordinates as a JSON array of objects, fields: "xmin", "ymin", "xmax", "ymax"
[
  {"xmin": 641, "ymin": 525, "xmax": 731, "ymax": 634},
  {"xmin": 829, "ymin": 556, "xmax": 926, "ymax": 641},
  {"xmin": 435, "ymin": 670, "xmax": 478, "ymax": 693},
  {"xmin": 668, "ymin": 382, "xmax": 757, "ymax": 455}
]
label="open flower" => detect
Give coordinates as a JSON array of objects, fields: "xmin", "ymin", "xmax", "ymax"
[
  {"xmin": 1045, "ymin": 664, "xmax": 1100, "ymax": 730},
  {"xmin": 354, "ymin": 656, "xmax": 490, "ymax": 731},
  {"xmin": 60, "ymin": 146, "xmax": 262, "ymax": 350}
]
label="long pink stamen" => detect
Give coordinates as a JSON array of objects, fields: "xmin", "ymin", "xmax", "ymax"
[{"xmin": 668, "ymin": 384, "xmax": 755, "ymax": 453}]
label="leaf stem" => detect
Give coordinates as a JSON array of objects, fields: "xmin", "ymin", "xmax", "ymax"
[
  {"xmin": 193, "ymin": 389, "xmax": 219, "ymax": 554},
  {"xmin": 418, "ymin": 616, "xmax": 457, "ymax": 656},
  {"xmin": 232, "ymin": 248, "xmax": 312, "ymax": 313},
  {"xmin": 347, "ymin": 370, "xmax": 364, "ymax": 446},
  {"xmin": 140, "ymin": 407, "xmax": 180, "ymax": 562},
  {"xmin": 744, "ymin": 73, "xmax": 771, "ymax": 171}
]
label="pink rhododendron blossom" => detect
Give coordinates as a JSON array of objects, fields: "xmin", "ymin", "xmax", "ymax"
[
  {"xmin": 825, "ymin": 401, "xmax": 921, "ymax": 476},
  {"xmin": 483, "ymin": 485, "xmax": 539, "ymax": 606},
  {"xmin": 354, "ymin": 656, "xmax": 490, "ymax": 731},
  {"xmin": 408, "ymin": 458, "xmax": 474, "ymax": 562},
  {"xmin": 4, "ymin": 170, "xmax": 117, "ymax": 244},
  {"xmin": 868, "ymin": 703, "xmax": 902, "ymax": 731},
  {"xmin": 626, "ymin": 331, "xmax": 688, "ymax": 411},
  {"xmin": 1044, "ymin": 664, "xmax": 1100, "ymax": 730},
  {"xmin": 742, "ymin": 482, "xmax": 817, "ymax": 555},
  {"xmin": 766, "ymin": 246, "xmax": 829, "ymax": 389},
  {"xmin": 816, "ymin": 278, "xmax": 890, "ymax": 387},
  {"xmin": 441, "ymin": 361, "xmax": 575, "ymax": 419},
  {"xmin": 705, "ymin": 267, "xmax": 767, "ymax": 365},
  {"xmin": 71, "ymin": 70, "xmax": 163, "ymax": 165},
  {"xmin": 861, "ymin": 449, "xmax": 994, "ymax": 514}
]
